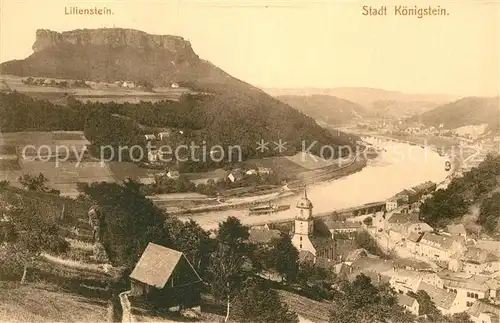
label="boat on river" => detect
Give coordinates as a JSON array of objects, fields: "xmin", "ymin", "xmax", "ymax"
[{"xmin": 248, "ymin": 202, "xmax": 291, "ymax": 215}]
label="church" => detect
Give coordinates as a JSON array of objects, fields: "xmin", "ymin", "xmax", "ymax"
[{"xmin": 290, "ymin": 190, "xmax": 338, "ymax": 261}]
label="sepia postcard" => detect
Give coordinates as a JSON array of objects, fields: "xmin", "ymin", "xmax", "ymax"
[{"xmin": 0, "ymin": 0, "xmax": 499, "ymax": 322}]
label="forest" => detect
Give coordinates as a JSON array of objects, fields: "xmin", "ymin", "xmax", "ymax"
[{"xmin": 421, "ymin": 154, "xmax": 500, "ymax": 232}]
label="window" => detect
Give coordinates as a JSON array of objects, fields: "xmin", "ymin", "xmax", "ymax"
[
  {"xmin": 466, "ymin": 301, "xmax": 473, "ymax": 307},
  {"xmin": 474, "ymin": 293, "xmax": 479, "ymax": 299},
  {"xmin": 299, "ymin": 244, "xmax": 302, "ymax": 249},
  {"xmin": 467, "ymin": 292, "xmax": 471, "ymax": 297},
  {"xmin": 300, "ymin": 236, "xmax": 302, "ymax": 241}
]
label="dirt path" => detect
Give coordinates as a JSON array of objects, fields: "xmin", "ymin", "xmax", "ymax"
[{"xmin": 119, "ymin": 290, "xmax": 133, "ymax": 323}]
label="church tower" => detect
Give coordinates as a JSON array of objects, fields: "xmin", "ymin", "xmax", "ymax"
[{"xmin": 291, "ymin": 188, "xmax": 316, "ymax": 255}]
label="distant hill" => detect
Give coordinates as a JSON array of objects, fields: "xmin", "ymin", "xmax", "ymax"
[
  {"xmin": 264, "ymin": 87, "xmax": 457, "ymax": 118},
  {"xmin": 417, "ymin": 96, "xmax": 500, "ymax": 129},
  {"xmin": 0, "ymin": 28, "xmax": 355, "ymax": 160},
  {"xmin": 277, "ymin": 95, "xmax": 368, "ymax": 125}
]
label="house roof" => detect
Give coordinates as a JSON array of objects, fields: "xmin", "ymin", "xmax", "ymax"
[
  {"xmin": 298, "ymin": 250, "xmax": 315, "ymax": 263},
  {"xmin": 468, "ymin": 300, "xmax": 500, "ymax": 320},
  {"xmin": 310, "ymin": 235, "xmax": 335, "ymax": 251},
  {"xmin": 248, "ymin": 228, "xmax": 281, "ymax": 244},
  {"xmin": 475, "ymin": 240, "xmax": 500, "ymax": 257},
  {"xmin": 419, "ymin": 233, "xmax": 455, "ymax": 250},
  {"xmin": 130, "ymin": 243, "xmax": 198, "ymax": 289},
  {"xmin": 345, "ymin": 248, "xmax": 368, "ymax": 262},
  {"xmin": 446, "ymin": 224, "xmax": 466, "ymax": 235},
  {"xmin": 462, "ymin": 247, "xmax": 499, "ymax": 264},
  {"xmin": 393, "ymin": 258, "xmax": 432, "ymax": 271},
  {"xmin": 324, "ymin": 221, "xmax": 362, "ymax": 230},
  {"xmin": 438, "ymin": 271, "xmax": 490, "ymax": 292},
  {"xmin": 417, "ymin": 282, "xmax": 456, "ymax": 310},
  {"xmin": 396, "ymin": 189, "xmax": 417, "ymax": 196},
  {"xmin": 397, "ymin": 293, "xmax": 418, "ymax": 308},
  {"xmin": 388, "ymin": 213, "xmax": 419, "ymax": 224},
  {"xmin": 407, "ymin": 232, "xmax": 424, "ymax": 243}
]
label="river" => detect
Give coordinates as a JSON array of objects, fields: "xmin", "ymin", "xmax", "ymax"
[{"xmin": 179, "ymin": 138, "xmax": 449, "ymax": 230}]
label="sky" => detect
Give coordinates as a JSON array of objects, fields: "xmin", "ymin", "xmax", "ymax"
[{"xmin": 0, "ymin": 0, "xmax": 499, "ymax": 96}]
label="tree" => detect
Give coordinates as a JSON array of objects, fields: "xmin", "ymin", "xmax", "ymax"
[
  {"xmin": 363, "ymin": 216, "xmax": 373, "ymax": 226},
  {"xmin": 78, "ymin": 181, "xmax": 169, "ymax": 268},
  {"xmin": 329, "ymin": 274, "xmax": 414, "ymax": 323},
  {"xmin": 232, "ymin": 278, "xmax": 299, "ymax": 323},
  {"xmin": 354, "ymin": 231, "xmax": 386, "ymax": 257},
  {"xmin": 478, "ymin": 192, "xmax": 500, "ymax": 233},
  {"xmin": 296, "ymin": 260, "xmax": 332, "ymax": 286},
  {"xmin": 18, "ymin": 173, "xmax": 49, "ymax": 191},
  {"xmin": 0, "ymin": 205, "xmax": 69, "ymax": 283},
  {"xmin": 267, "ymin": 233, "xmax": 299, "ymax": 283},
  {"xmin": 208, "ymin": 217, "xmax": 253, "ymax": 322},
  {"xmin": 164, "ymin": 218, "xmax": 214, "ymax": 277}
]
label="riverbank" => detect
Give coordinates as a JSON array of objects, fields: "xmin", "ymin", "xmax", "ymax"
[
  {"xmin": 154, "ymin": 151, "xmax": 368, "ymax": 215},
  {"xmin": 178, "ymin": 139, "xmax": 448, "ymax": 230}
]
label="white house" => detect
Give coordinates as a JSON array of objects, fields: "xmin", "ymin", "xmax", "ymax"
[
  {"xmin": 171, "ymin": 83, "xmax": 179, "ymax": 88},
  {"xmin": 158, "ymin": 131, "xmax": 171, "ymax": 141},
  {"xmin": 468, "ymin": 300, "xmax": 500, "ymax": 323},
  {"xmin": 386, "ymin": 198, "xmax": 406, "ymax": 211},
  {"xmin": 439, "ymin": 271, "xmax": 491, "ymax": 312},
  {"xmin": 122, "ymin": 81, "xmax": 135, "ymax": 88},
  {"xmin": 166, "ymin": 171, "xmax": 180, "ymax": 179},
  {"xmin": 417, "ymin": 281, "xmax": 461, "ymax": 315},
  {"xmin": 396, "ymin": 294, "xmax": 419, "ymax": 316},
  {"xmin": 416, "ymin": 233, "xmax": 466, "ymax": 262},
  {"xmin": 144, "ymin": 134, "xmax": 157, "ymax": 141},
  {"xmin": 448, "ymin": 247, "xmax": 500, "ymax": 274}
]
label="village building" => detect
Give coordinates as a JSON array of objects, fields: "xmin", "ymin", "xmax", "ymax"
[
  {"xmin": 245, "ymin": 169, "xmax": 257, "ymax": 175},
  {"xmin": 257, "ymin": 167, "xmax": 272, "ymax": 175},
  {"xmin": 386, "ymin": 211, "xmax": 433, "ymax": 241},
  {"xmin": 158, "ymin": 131, "xmax": 171, "ymax": 141},
  {"xmin": 171, "ymin": 82, "xmax": 179, "ymax": 88},
  {"xmin": 415, "ymin": 232, "xmax": 466, "ymax": 263},
  {"xmin": 396, "ymin": 293, "xmax": 419, "ymax": 316},
  {"xmin": 298, "ymin": 250, "xmax": 315, "ymax": 263},
  {"xmin": 144, "ymin": 134, "xmax": 157, "ymax": 141},
  {"xmin": 385, "ymin": 198, "xmax": 406, "ymax": 212},
  {"xmin": 388, "ymin": 269, "xmax": 423, "ymax": 295},
  {"xmin": 227, "ymin": 169, "xmax": 244, "ymax": 183},
  {"xmin": 122, "ymin": 81, "xmax": 135, "ymax": 88},
  {"xmin": 395, "ymin": 189, "xmax": 419, "ymax": 204},
  {"xmin": 439, "ymin": 271, "xmax": 491, "ymax": 311},
  {"xmin": 468, "ymin": 300, "xmax": 500, "ymax": 323},
  {"xmin": 129, "ymin": 243, "xmax": 202, "ymax": 311},
  {"xmin": 417, "ymin": 281, "xmax": 460, "ymax": 315},
  {"xmin": 449, "ymin": 247, "xmax": 500, "ymax": 274},
  {"xmin": 475, "ymin": 240, "xmax": 500, "ymax": 259},
  {"xmin": 248, "ymin": 226, "xmax": 281, "ymax": 248},
  {"xmin": 324, "ymin": 220, "xmax": 362, "ymax": 237},
  {"xmin": 166, "ymin": 170, "xmax": 180, "ymax": 179},
  {"xmin": 446, "ymin": 223, "xmax": 467, "ymax": 238}
]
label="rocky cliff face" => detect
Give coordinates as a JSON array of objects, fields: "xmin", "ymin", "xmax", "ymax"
[{"xmin": 32, "ymin": 28, "xmax": 197, "ymax": 57}]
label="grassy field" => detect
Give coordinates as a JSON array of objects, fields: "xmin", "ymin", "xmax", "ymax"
[
  {"xmin": 0, "ymin": 282, "xmax": 108, "ymax": 323},
  {"xmin": 0, "ymin": 74, "xmax": 191, "ymax": 104}
]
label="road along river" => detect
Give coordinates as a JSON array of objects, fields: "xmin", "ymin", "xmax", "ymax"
[{"xmin": 178, "ymin": 138, "xmax": 449, "ymax": 230}]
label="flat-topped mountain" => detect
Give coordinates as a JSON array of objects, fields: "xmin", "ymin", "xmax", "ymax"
[{"xmin": 0, "ymin": 28, "xmax": 355, "ymax": 161}]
